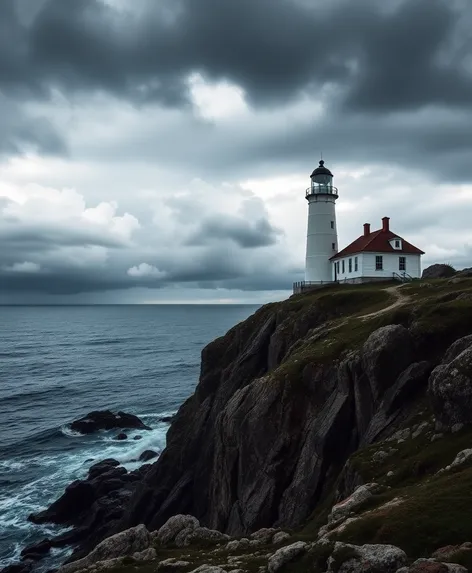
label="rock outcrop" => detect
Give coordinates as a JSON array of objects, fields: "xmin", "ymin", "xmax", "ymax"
[
  {"xmin": 69, "ymin": 411, "xmax": 151, "ymax": 434},
  {"xmin": 429, "ymin": 338, "xmax": 472, "ymax": 429},
  {"xmin": 422, "ymin": 264, "xmax": 456, "ymax": 279}
]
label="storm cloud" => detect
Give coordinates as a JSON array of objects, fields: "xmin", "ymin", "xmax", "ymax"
[{"xmin": 1, "ymin": 0, "xmax": 472, "ymax": 303}]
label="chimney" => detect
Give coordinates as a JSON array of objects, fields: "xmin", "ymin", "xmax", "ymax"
[
  {"xmin": 382, "ymin": 217, "xmax": 390, "ymax": 232},
  {"xmin": 363, "ymin": 223, "xmax": 370, "ymax": 236}
]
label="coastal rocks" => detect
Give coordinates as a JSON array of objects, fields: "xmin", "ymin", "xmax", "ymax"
[
  {"xmin": 174, "ymin": 527, "xmax": 230, "ymax": 547},
  {"xmin": 267, "ymin": 541, "xmax": 307, "ymax": 573},
  {"xmin": 58, "ymin": 525, "xmax": 150, "ymax": 573},
  {"xmin": 113, "ymin": 433, "xmax": 127, "ymax": 441},
  {"xmin": 429, "ymin": 341, "xmax": 472, "ymax": 428},
  {"xmin": 327, "ymin": 542, "xmax": 407, "ymax": 573},
  {"xmin": 272, "ymin": 531, "xmax": 290, "ymax": 544},
  {"xmin": 69, "ymin": 411, "xmax": 151, "ymax": 435},
  {"xmin": 139, "ymin": 450, "xmax": 158, "ymax": 462},
  {"xmin": 250, "ymin": 528, "xmax": 280, "ymax": 544},
  {"xmin": 28, "ymin": 458, "xmax": 152, "ymax": 563},
  {"xmin": 422, "ymin": 264, "xmax": 456, "ymax": 279},
  {"xmin": 154, "ymin": 515, "xmax": 200, "ymax": 545},
  {"xmin": 399, "ymin": 558, "xmax": 468, "ymax": 573},
  {"xmin": 20, "ymin": 539, "xmax": 51, "ymax": 560}
]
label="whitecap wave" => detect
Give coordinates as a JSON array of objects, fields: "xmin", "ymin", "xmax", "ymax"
[{"xmin": 60, "ymin": 425, "xmax": 84, "ymax": 438}]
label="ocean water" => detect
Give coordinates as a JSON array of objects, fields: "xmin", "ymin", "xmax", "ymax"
[{"xmin": 0, "ymin": 304, "xmax": 259, "ymax": 569}]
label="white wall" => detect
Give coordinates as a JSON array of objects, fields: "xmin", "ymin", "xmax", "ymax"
[
  {"xmin": 332, "ymin": 252, "xmax": 422, "ymax": 281},
  {"xmin": 305, "ymin": 194, "xmax": 338, "ymax": 283}
]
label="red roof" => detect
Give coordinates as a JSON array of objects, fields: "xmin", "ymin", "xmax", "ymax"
[{"xmin": 330, "ymin": 228, "xmax": 424, "ymax": 260}]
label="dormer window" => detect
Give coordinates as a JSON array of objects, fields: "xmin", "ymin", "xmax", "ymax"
[
  {"xmin": 395, "ymin": 240, "xmax": 400, "ymax": 248},
  {"xmin": 389, "ymin": 237, "xmax": 402, "ymax": 250}
]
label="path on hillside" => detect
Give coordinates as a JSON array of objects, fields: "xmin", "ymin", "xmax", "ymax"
[{"xmin": 359, "ymin": 283, "xmax": 412, "ymax": 320}]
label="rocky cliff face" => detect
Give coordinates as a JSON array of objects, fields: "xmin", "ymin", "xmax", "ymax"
[{"xmin": 110, "ymin": 279, "xmax": 472, "ymax": 541}]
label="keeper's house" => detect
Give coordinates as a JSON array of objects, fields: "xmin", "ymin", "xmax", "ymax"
[{"xmin": 330, "ymin": 216, "xmax": 424, "ymax": 283}]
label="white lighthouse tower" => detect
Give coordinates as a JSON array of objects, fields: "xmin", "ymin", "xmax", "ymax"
[{"xmin": 305, "ymin": 159, "xmax": 339, "ymax": 283}]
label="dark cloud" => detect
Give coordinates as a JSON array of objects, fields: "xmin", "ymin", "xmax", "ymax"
[
  {"xmin": 1, "ymin": 0, "xmax": 470, "ymax": 112},
  {"xmin": 186, "ymin": 215, "xmax": 282, "ymax": 249}
]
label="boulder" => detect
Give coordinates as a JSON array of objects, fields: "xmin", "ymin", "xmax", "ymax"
[
  {"xmin": 29, "ymin": 480, "xmax": 96, "ymax": 524},
  {"xmin": 174, "ymin": 526, "xmax": 229, "ymax": 547},
  {"xmin": 422, "ymin": 264, "xmax": 456, "ymax": 279},
  {"xmin": 58, "ymin": 524, "xmax": 150, "ymax": 573},
  {"xmin": 20, "ymin": 539, "xmax": 51, "ymax": 559},
  {"xmin": 132, "ymin": 547, "xmax": 157, "ymax": 562},
  {"xmin": 69, "ymin": 411, "xmax": 151, "ymax": 435},
  {"xmin": 268, "ymin": 541, "xmax": 307, "ymax": 572},
  {"xmin": 429, "ymin": 345, "xmax": 472, "ymax": 427},
  {"xmin": 442, "ymin": 335, "xmax": 472, "ymax": 365},
  {"xmin": 114, "ymin": 433, "xmax": 128, "ymax": 441},
  {"xmin": 154, "ymin": 515, "xmax": 200, "ymax": 545},
  {"xmin": 0, "ymin": 562, "xmax": 34, "ymax": 573},
  {"xmin": 139, "ymin": 450, "xmax": 159, "ymax": 462},
  {"xmin": 88, "ymin": 459, "xmax": 121, "ymax": 479},
  {"xmin": 328, "ymin": 484, "xmax": 378, "ymax": 524},
  {"xmin": 272, "ymin": 532, "xmax": 290, "ymax": 544},
  {"xmin": 455, "ymin": 267, "xmax": 472, "ymax": 278},
  {"xmin": 157, "ymin": 558, "xmax": 191, "ymax": 569},
  {"xmin": 327, "ymin": 542, "xmax": 407, "ymax": 573}
]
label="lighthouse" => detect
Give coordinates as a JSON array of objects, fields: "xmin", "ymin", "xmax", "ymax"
[{"xmin": 305, "ymin": 159, "xmax": 338, "ymax": 283}]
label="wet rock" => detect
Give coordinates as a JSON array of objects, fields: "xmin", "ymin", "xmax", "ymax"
[
  {"xmin": 160, "ymin": 415, "xmax": 176, "ymax": 423},
  {"xmin": 88, "ymin": 460, "xmax": 121, "ymax": 479},
  {"xmin": 29, "ymin": 481, "xmax": 96, "ymax": 524},
  {"xmin": 133, "ymin": 435, "xmax": 143, "ymax": 440},
  {"xmin": 139, "ymin": 450, "xmax": 158, "ymax": 462},
  {"xmin": 0, "ymin": 561, "xmax": 34, "ymax": 573},
  {"xmin": 69, "ymin": 411, "xmax": 151, "ymax": 434},
  {"xmin": 20, "ymin": 539, "xmax": 51, "ymax": 559},
  {"xmin": 327, "ymin": 542, "xmax": 407, "ymax": 573},
  {"xmin": 114, "ymin": 433, "xmax": 127, "ymax": 441},
  {"xmin": 267, "ymin": 541, "xmax": 307, "ymax": 572}
]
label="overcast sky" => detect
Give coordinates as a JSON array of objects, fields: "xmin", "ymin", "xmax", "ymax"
[{"xmin": 1, "ymin": 0, "xmax": 472, "ymax": 304}]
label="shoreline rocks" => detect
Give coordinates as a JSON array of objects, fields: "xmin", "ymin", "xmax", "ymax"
[{"xmin": 69, "ymin": 411, "xmax": 151, "ymax": 435}]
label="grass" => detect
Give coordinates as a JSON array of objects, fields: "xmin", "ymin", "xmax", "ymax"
[{"xmin": 335, "ymin": 465, "xmax": 472, "ymax": 558}]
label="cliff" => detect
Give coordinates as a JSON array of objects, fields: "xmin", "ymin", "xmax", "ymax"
[
  {"xmin": 11, "ymin": 276, "xmax": 472, "ymax": 573},
  {"xmin": 112, "ymin": 278, "xmax": 472, "ymax": 539}
]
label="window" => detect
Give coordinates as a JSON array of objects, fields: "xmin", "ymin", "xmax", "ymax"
[
  {"xmin": 331, "ymin": 221, "xmax": 334, "ymax": 229},
  {"xmin": 354, "ymin": 256, "xmax": 358, "ymax": 272},
  {"xmin": 342, "ymin": 260, "xmax": 345, "ymax": 274},
  {"xmin": 375, "ymin": 255, "xmax": 383, "ymax": 270},
  {"xmin": 332, "ymin": 242, "xmax": 336, "ymax": 250},
  {"xmin": 399, "ymin": 256, "xmax": 406, "ymax": 271},
  {"xmin": 395, "ymin": 240, "xmax": 400, "ymax": 248},
  {"xmin": 349, "ymin": 258, "xmax": 352, "ymax": 273}
]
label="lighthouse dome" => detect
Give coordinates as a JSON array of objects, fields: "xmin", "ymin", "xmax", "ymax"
[{"xmin": 310, "ymin": 160, "xmax": 333, "ymax": 178}]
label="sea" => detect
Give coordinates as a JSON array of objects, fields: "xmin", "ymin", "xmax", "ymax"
[{"xmin": 0, "ymin": 304, "xmax": 259, "ymax": 570}]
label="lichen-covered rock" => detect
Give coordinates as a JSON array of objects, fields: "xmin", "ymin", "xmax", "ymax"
[
  {"xmin": 174, "ymin": 526, "xmax": 229, "ymax": 547},
  {"xmin": 188, "ymin": 566, "xmax": 227, "ymax": 573},
  {"xmin": 442, "ymin": 335, "xmax": 472, "ymax": 365},
  {"xmin": 327, "ymin": 542, "xmax": 407, "ymax": 573},
  {"xmin": 429, "ymin": 345, "xmax": 472, "ymax": 427},
  {"xmin": 58, "ymin": 525, "xmax": 150, "ymax": 573},
  {"xmin": 226, "ymin": 538, "xmax": 250, "ymax": 552},
  {"xmin": 157, "ymin": 559, "xmax": 191, "ymax": 569},
  {"xmin": 132, "ymin": 547, "xmax": 156, "ymax": 562},
  {"xmin": 267, "ymin": 541, "xmax": 307, "ymax": 572},
  {"xmin": 272, "ymin": 532, "xmax": 290, "ymax": 544},
  {"xmin": 155, "ymin": 515, "xmax": 200, "ymax": 545},
  {"xmin": 405, "ymin": 558, "xmax": 449, "ymax": 573},
  {"xmin": 328, "ymin": 484, "xmax": 378, "ymax": 524}
]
